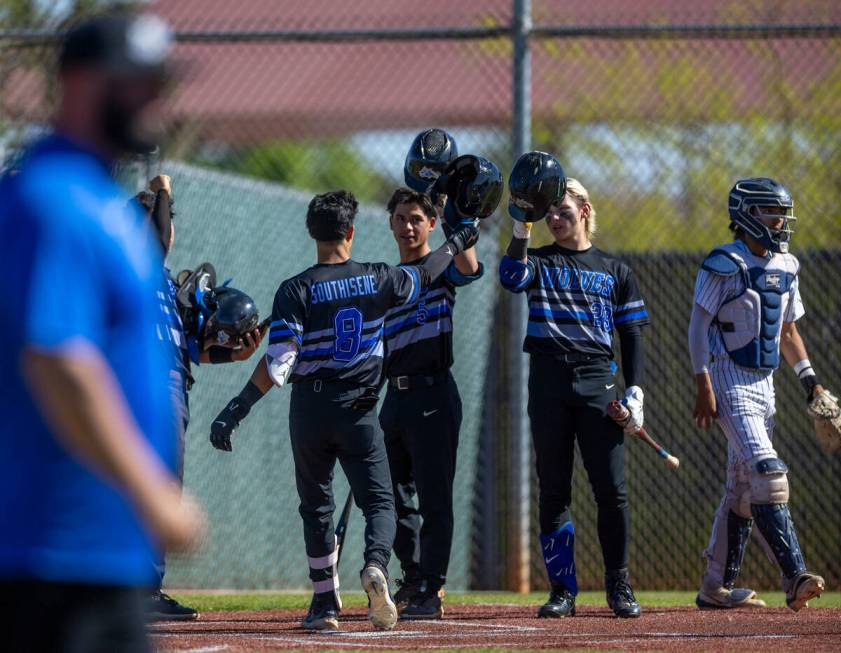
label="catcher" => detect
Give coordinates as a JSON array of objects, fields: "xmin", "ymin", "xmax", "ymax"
[{"xmin": 689, "ymin": 177, "xmax": 831, "ymax": 612}]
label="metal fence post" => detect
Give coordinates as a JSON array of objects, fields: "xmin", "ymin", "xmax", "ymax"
[{"xmin": 508, "ymin": 0, "xmax": 532, "ymax": 594}]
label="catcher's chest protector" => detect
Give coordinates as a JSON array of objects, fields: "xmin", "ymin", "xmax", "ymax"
[{"xmin": 702, "ymin": 243, "xmax": 797, "ymax": 370}]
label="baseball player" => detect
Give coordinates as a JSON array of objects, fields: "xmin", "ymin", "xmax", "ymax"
[
  {"xmin": 136, "ymin": 174, "xmax": 264, "ymax": 620},
  {"xmin": 499, "ymin": 153, "xmax": 648, "ymax": 619},
  {"xmin": 690, "ymin": 177, "xmax": 826, "ymax": 611},
  {"xmin": 381, "ymin": 132, "xmax": 501, "ymax": 619},
  {"xmin": 208, "ymin": 190, "xmax": 478, "ymax": 631}
]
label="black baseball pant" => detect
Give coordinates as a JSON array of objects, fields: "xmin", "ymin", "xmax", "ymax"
[
  {"xmin": 289, "ymin": 380, "xmax": 396, "ymax": 581},
  {"xmin": 379, "ymin": 372, "xmax": 462, "ymax": 587},
  {"xmin": 528, "ymin": 355, "xmax": 629, "ymax": 572},
  {"xmin": 0, "ymin": 581, "xmax": 150, "ymax": 653}
]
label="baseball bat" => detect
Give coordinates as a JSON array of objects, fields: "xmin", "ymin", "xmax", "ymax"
[
  {"xmin": 607, "ymin": 400, "xmax": 680, "ymax": 470},
  {"xmin": 335, "ymin": 491, "xmax": 354, "ymax": 566}
]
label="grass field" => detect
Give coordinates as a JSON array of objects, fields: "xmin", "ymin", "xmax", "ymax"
[{"xmin": 169, "ymin": 589, "xmax": 841, "ymax": 612}]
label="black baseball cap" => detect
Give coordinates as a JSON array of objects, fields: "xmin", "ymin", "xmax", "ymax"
[{"xmin": 59, "ymin": 12, "xmax": 173, "ymax": 78}]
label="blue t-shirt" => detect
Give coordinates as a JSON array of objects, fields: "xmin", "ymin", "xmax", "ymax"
[{"xmin": 0, "ymin": 134, "xmax": 177, "ymax": 586}]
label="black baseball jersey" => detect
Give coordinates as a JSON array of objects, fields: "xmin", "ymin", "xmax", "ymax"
[
  {"xmin": 499, "ymin": 243, "xmax": 649, "ymax": 357},
  {"xmin": 383, "ymin": 257, "xmax": 483, "ymax": 377},
  {"xmin": 268, "ymin": 260, "xmax": 420, "ymax": 387}
]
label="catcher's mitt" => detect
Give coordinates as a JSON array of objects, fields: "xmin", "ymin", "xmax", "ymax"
[{"xmin": 807, "ymin": 389, "xmax": 841, "ymax": 455}]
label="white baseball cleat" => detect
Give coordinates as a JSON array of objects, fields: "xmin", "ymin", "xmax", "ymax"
[
  {"xmin": 361, "ymin": 565, "xmax": 398, "ymax": 630},
  {"xmin": 696, "ymin": 586, "xmax": 767, "ymax": 609},
  {"xmin": 786, "ymin": 572, "xmax": 825, "ymax": 612}
]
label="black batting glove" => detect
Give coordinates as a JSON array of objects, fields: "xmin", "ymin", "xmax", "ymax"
[
  {"xmin": 210, "ymin": 397, "xmax": 252, "ymax": 452},
  {"xmin": 448, "ymin": 221, "xmax": 480, "ymax": 253}
]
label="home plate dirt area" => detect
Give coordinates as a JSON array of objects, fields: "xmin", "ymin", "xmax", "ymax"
[{"xmin": 151, "ymin": 604, "xmax": 841, "ymax": 652}]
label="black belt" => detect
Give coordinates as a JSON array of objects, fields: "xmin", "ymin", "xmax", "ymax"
[
  {"xmin": 388, "ymin": 371, "xmax": 448, "ymax": 391},
  {"xmin": 309, "ymin": 378, "xmax": 369, "ymax": 393},
  {"xmin": 552, "ymin": 352, "xmax": 610, "ymax": 364}
]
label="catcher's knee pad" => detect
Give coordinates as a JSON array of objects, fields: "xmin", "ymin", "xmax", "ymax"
[
  {"xmin": 540, "ymin": 521, "xmax": 578, "ymax": 595},
  {"xmin": 748, "ymin": 457, "xmax": 789, "ymax": 504}
]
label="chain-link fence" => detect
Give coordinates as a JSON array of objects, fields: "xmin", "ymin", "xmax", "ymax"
[{"xmin": 1, "ymin": 0, "xmax": 839, "ymax": 592}]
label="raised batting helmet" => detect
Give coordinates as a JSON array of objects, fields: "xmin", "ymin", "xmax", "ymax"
[
  {"xmin": 202, "ymin": 286, "xmax": 260, "ymax": 349},
  {"xmin": 433, "ymin": 154, "xmax": 503, "ymax": 225},
  {"xmin": 508, "ymin": 151, "xmax": 566, "ymax": 222},
  {"xmin": 728, "ymin": 177, "xmax": 796, "ymax": 253},
  {"xmin": 404, "ymin": 128, "xmax": 459, "ymax": 192}
]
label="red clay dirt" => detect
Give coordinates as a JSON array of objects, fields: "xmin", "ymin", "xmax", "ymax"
[{"xmin": 151, "ymin": 603, "xmax": 841, "ymax": 652}]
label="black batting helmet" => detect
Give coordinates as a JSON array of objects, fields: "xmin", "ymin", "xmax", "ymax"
[
  {"xmin": 508, "ymin": 151, "xmax": 566, "ymax": 222},
  {"xmin": 404, "ymin": 128, "xmax": 459, "ymax": 192},
  {"xmin": 433, "ymin": 154, "xmax": 503, "ymax": 224},
  {"xmin": 202, "ymin": 286, "xmax": 260, "ymax": 349}
]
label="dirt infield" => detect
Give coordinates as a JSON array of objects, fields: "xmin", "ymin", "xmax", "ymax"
[{"xmin": 151, "ymin": 604, "xmax": 841, "ymax": 652}]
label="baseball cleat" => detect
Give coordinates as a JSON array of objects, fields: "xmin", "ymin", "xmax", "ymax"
[
  {"xmin": 696, "ymin": 587, "xmax": 767, "ymax": 609},
  {"xmin": 394, "ymin": 573, "xmax": 424, "ymax": 614},
  {"xmin": 146, "ymin": 591, "xmax": 199, "ymax": 621},
  {"xmin": 786, "ymin": 572, "xmax": 825, "ymax": 612},
  {"xmin": 605, "ymin": 569, "xmax": 642, "ymax": 618},
  {"xmin": 361, "ymin": 565, "xmax": 398, "ymax": 630},
  {"xmin": 537, "ymin": 584, "xmax": 576, "ymax": 618},
  {"xmin": 400, "ymin": 588, "xmax": 444, "ymax": 620},
  {"xmin": 302, "ymin": 593, "xmax": 340, "ymax": 631}
]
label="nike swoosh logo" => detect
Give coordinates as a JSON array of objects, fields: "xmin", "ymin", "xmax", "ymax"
[
  {"xmin": 423, "ymin": 410, "xmax": 438, "ymax": 417},
  {"xmin": 213, "ymin": 420, "xmax": 227, "ymax": 428},
  {"xmin": 605, "ymin": 384, "xmax": 615, "ymax": 389},
  {"xmin": 545, "ymin": 554, "xmax": 560, "ymax": 564}
]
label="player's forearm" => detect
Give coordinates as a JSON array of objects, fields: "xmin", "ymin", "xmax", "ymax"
[
  {"xmin": 248, "ymin": 356, "xmax": 274, "ymax": 394},
  {"xmin": 617, "ymin": 324, "xmax": 644, "ymax": 388},
  {"xmin": 21, "ymin": 346, "xmax": 179, "ymax": 527},
  {"xmin": 453, "ymin": 247, "xmax": 480, "ymax": 276},
  {"xmin": 780, "ymin": 321, "xmax": 809, "ymax": 368}
]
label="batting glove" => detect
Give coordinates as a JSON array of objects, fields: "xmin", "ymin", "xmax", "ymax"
[
  {"xmin": 210, "ymin": 397, "xmax": 251, "ymax": 452},
  {"xmin": 621, "ymin": 386, "xmax": 644, "ymax": 435},
  {"xmin": 448, "ymin": 221, "xmax": 480, "ymax": 253}
]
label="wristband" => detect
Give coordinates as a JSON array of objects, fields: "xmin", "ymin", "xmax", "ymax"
[
  {"xmin": 513, "ymin": 221, "xmax": 532, "ymax": 240},
  {"xmin": 793, "ymin": 359, "xmax": 814, "ymax": 379},
  {"xmin": 237, "ymin": 381, "xmax": 265, "ymax": 409},
  {"xmin": 209, "ymin": 347, "xmax": 234, "ymax": 364}
]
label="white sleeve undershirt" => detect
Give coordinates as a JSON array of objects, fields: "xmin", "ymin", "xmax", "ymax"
[{"xmin": 688, "ymin": 303, "xmax": 714, "ymax": 374}]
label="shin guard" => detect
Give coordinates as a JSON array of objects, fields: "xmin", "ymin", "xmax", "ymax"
[{"xmin": 540, "ymin": 521, "xmax": 578, "ymax": 595}]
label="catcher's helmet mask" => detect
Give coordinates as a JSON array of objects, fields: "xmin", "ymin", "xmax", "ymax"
[{"xmin": 728, "ymin": 177, "xmax": 796, "ymax": 253}]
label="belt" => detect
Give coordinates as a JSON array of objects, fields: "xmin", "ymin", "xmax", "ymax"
[
  {"xmin": 551, "ymin": 352, "xmax": 610, "ymax": 364},
  {"xmin": 309, "ymin": 378, "xmax": 367, "ymax": 393},
  {"xmin": 388, "ymin": 371, "xmax": 448, "ymax": 391}
]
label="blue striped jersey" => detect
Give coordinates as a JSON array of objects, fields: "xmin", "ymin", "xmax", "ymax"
[
  {"xmin": 499, "ymin": 243, "xmax": 649, "ymax": 356},
  {"xmin": 268, "ymin": 259, "xmax": 420, "ymax": 387},
  {"xmin": 384, "ymin": 257, "xmax": 483, "ymax": 377},
  {"xmin": 156, "ymin": 269, "xmax": 191, "ymax": 421}
]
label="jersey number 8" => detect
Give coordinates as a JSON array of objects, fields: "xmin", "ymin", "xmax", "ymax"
[{"xmin": 333, "ymin": 307, "xmax": 363, "ymax": 362}]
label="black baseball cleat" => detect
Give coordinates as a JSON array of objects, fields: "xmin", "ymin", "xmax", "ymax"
[
  {"xmin": 605, "ymin": 569, "xmax": 642, "ymax": 618},
  {"xmin": 394, "ymin": 573, "xmax": 424, "ymax": 614},
  {"xmin": 146, "ymin": 590, "xmax": 199, "ymax": 621},
  {"xmin": 302, "ymin": 592, "xmax": 340, "ymax": 631},
  {"xmin": 537, "ymin": 584, "xmax": 576, "ymax": 618},
  {"xmin": 401, "ymin": 583, "xmax": 444, "ymax": 620}
]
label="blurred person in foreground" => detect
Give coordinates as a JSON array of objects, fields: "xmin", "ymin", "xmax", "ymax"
[
  {"xmin": 134, "ymin": 172, "xmax": 265, "ymax": 619},
  {"xmin": 0, "ymin": 11, "xmax": 204, "ymax": 653}
]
